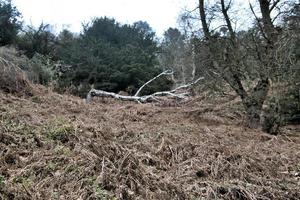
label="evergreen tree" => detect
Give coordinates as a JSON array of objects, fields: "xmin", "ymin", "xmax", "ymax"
[
  {"xmin": 17, "ymin": 23, "xmax": 56, "ymax": 58},
  {"xmin": 54, "ymin": 17, "xmax": 172, "ymax": 97},
  {"xmin": 0, "ymin": 0, "xmax": 22, "ymax": 46}
]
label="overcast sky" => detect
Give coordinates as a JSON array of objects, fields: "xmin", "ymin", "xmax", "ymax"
[{"xmin": 12, "ymin": 0, "xmax": 195, "ymax": 36}]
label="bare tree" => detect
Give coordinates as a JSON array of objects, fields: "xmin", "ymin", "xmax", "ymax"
[
  {"xmin": 198, "ymin": 0, "xmax": 279, "ymax": 128},
  {"xmin": 160, "ymin": 28, "xmax": 197, "ymax": 87}
]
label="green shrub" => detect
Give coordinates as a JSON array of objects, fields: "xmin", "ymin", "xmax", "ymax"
[
  {"xmin": 27, "ymin": 54, "xmax": 55, "ymax": 85},
  {"xmin": 263, "ymin": 85, "xmax": 300, "ymax": 134},
  {"xmin": 0, "ymin": 175, "xmax": 5, "ymax": 189},
  {"xmin": 44, "ymin": 119, "xmax": 74, "ymax": 143}
]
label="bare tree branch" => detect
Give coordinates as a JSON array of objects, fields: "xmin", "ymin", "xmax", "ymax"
[
  {"xmin": 221, "ymin": 0, "xmax": 236, "ymax": 41},
  {"xmin": 134, "ymin": 69, "xmax": 173, "ymax": 97},
  {"xmin": 249, "ymin": 2, "xmax": 269, "ymax": 41},
  {"xmin": 224, "ymin": 0, "xmax": 233, "ymax": 11},
  {"xmin": 199, "ymin": 0, "xmax": 211, "ymax": 39},
  {"xmin": 270, "ymin": 0, "xmax": 281, "ymax": 13},
  {"xmin": 86, "ymin": 76, "xmax": 204, "ymax": 103},
  {"xmin": 170, "ymin": 76, "xmax": 204, "ymax": 93}
]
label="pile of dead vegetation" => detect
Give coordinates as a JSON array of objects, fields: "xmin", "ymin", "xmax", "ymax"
[
  {"xmin": 0, "ymin": 88, "xmax": 299, "ymax": 200},
  {"xmin": 0, "ymin": 47, "xmax": 32, "ymax": 95}
]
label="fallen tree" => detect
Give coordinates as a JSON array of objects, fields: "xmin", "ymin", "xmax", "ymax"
[{"xmin": 86, "ymin": 70, "xmax": 204, "ymax": 103}]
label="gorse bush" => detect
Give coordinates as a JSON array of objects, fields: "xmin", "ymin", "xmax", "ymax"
[
  {"xmin": 27, "ymin": 54, "xmax": 55, "ymax": 85},
  {"xmin": 17, "ymin": 23, "xmax": 56, "ymax": 58},
  {"xmin": 54, "ymin": 17, "xmax": 173, "ymax": 97}
]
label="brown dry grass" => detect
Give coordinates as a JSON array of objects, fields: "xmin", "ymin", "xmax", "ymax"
[
  {"xmin": 0, "ymin": 47, "xmax": 32, "ymax": 96},
  {"xmin": 0, "ymin": 86, "xmax": 299, "ymax": 200}
]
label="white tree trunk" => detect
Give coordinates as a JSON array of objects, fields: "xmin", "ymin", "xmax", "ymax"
[{"xmin": 86, "ymin": 76, "xmax": 204, "ymax": 103}]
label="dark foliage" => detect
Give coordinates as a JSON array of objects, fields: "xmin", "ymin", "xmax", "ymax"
[
  {"xmin": 17, "ymin": 23, "xmax": 56, "ymax": 58},
  {"xmin": 54, "ymin": 17, "xmax": 172, "ymax": 97},
  {"xmin": 0, "ymin": 0, "xmax": 22, "ymax": 46}
]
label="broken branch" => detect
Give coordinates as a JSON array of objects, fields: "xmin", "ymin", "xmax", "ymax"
[
  {"xmin": 86, "ymin": 76, "xmax": 204, "ymax": 103},
  {"xmin": 134, "ymin": 69, "xmax": 173, "ymax": 97}
]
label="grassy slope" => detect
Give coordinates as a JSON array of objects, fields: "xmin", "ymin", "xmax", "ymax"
[{"xmin": 0, "ymin": 86, "xmax": 299, "ymax": 200}]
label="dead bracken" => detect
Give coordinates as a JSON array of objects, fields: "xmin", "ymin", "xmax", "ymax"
[
  {"xmin": 0, "ymin": 86, "xmax": 299, "ymax": 200},
  {"xmin": 0, "ymin": 48, "xmax": 32, "ymax": 96}
]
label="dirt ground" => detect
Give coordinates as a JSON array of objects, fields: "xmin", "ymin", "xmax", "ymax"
[{"xmin": 0, "ymin": 86, "xmax": 299, "ymax": 200}]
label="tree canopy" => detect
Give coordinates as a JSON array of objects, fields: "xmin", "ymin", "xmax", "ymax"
[
  {"xmin": 54, "ymin": 17, "xmax": 172, "ymax": 96},
  {"xmin": 0, "ymin": 0, "xmax": 22, "ymax": 46}
]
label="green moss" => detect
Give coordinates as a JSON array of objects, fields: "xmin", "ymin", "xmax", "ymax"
[
  {"xmin": 65, "ymin": 165, "xmax": 80, "ymax": 173},
  {"xmin": 43, "ymin": 118, "xmax": 74, "ymax": 143},
  {"xmin": 84, "ymin": 176, "xmax": 111, "ymax": 199},
  {"xmin": 0, "ymin": 116, "xmax": 35, "ymax": 135},
  {"xmin": 0, "ymin": 175, "xmax": 5, "ymax": 189},
  {"xmin": 54, "ymin": 145, "xmax": 72, "ymax": 156},
  {"xmin": 31, "ymin": 96, "xmax": 42, "ymax": 103},
  {"xmin": 47, "ymin": 161, "xmax": 57, "ymax": 171},
  {"xmin": 95, "ymin": 186, "xmax": 110, "ymax": 199},
  {"xmin": 12, "ymin": 175, "xmax": 33, "ymax": 188}
]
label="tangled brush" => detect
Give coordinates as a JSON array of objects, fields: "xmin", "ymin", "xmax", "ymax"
[{"xmin": 0, "ymin": 54, "xmax": 32, "ymax": 95}]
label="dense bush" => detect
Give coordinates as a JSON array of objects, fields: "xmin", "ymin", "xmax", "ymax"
[
  {"xmin": 17, "ymin": 23, "xmax": 56, "ymax": 58},
  {"xmin": 0, "ymin": 47, "xmax": 31, "ymax": 95},
  {"xmin": 54, "ymin": 18, "xmax": 172, "ymax": 97},
  {"xmin": 27, "ymin": 54, "xmax": 55, "ymax": 85},
  {"xmin": 263, "ymin": 89, "xmax": 300, "ymax": 134},
  {"xmin": 0, "ymin": 47, "xmax": 54, "ymax": 87}
]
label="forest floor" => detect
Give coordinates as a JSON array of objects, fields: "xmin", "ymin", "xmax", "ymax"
[{"xmin": 0, "ymin": 85, "xmax": 299, "ymax": 200}]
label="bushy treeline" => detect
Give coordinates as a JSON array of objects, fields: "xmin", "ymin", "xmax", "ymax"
[
  {"xmin": 0, "ymin": 0, "xmax": 172, "ymax": 97},
  {"xmin": 54, "ymin": 19, "xmax": 172, "ymax": 96}
]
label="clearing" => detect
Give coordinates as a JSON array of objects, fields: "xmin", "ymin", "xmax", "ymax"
[{"xmin": 0, "ymin": 86, "xmax": 299, "ymax": 199}]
